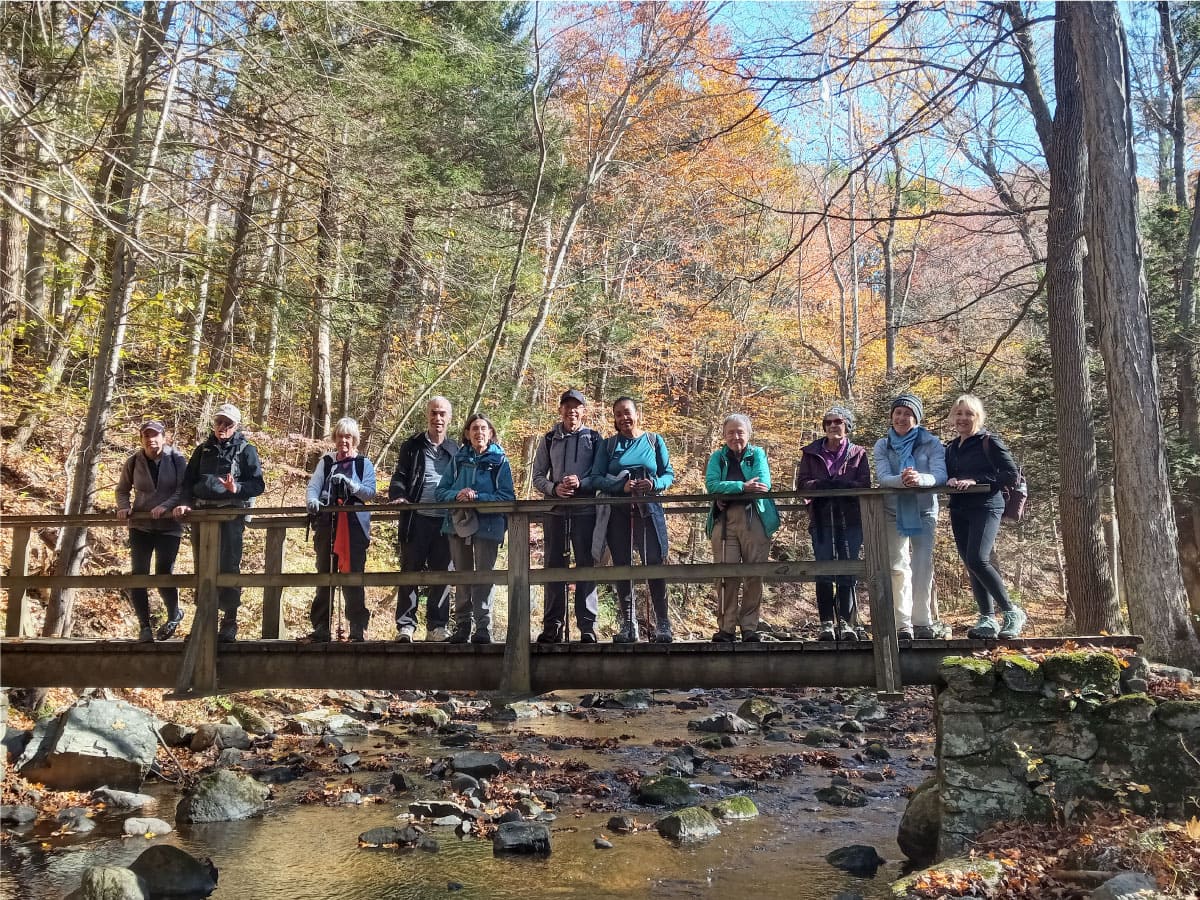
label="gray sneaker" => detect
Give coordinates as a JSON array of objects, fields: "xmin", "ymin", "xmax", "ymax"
[
  {"xmin": 914, "ymin": 622, "xmax": 951, "ymax": 640},
  {"xmin": 998, "ymin": 607, "xmax": 1027, "ymax": 639},
  {"xmin": 966, "ymin": 615, "xmax": 999, "ymax": 640}
]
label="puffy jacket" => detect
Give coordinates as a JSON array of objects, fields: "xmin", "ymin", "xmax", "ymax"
[
  {"xmin": 116, "ymin": 446, "xmax": 188, "ymax": 535},
  {"xmin": 794, "ymin": 438, "xmax": 870, "ymax": 535},
  {"xmin": 436, "ymin": 442, "xmax": 516, "ymax": 544},
  {"xmin": 873, "ymin": 428, "xmax": 946, "ymax": 518},
  {"xmin": 531, "ymin": 424, "xmax": 601, "ymax": 515},
  {"xmin": 704, "ymin": 444, "xmax": 780, "ymax": 538},
  {"xmin": 387, "ymin": 432, "xmax": 460, "ymax": 542},
  {"xmin": 178, "ymin": 431, "xmax": 265, "ymax": 508},
  {"xmin": 945, "ymin": 430, "xmax": 1019, "ymax": 511}
]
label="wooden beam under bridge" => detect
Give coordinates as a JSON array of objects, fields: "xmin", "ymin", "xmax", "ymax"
[{"xmin": 0, "ymin": 636, "xmax": 1143, "ymax": 695}]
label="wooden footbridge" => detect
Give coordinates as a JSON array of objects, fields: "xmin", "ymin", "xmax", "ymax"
[{"xmin": 1, "ymin": 490, "xmax": 1140, "ymax": 698}]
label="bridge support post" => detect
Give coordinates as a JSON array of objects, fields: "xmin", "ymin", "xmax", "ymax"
[
  {"xmin": 261, "ymin": 525, "xmax": 287, "ymax": 639},
  {"xmin": 499, "ymin": 512, "xmax": 531, "ymax": 695},
  {"xmin": 860, "ymin": 493, "xmax": 903, "ymax": 698},
  {"xmin": 4, "ymin": 527, "xmax": 33, "ymax": 637},
  {"xmin": 176, "ymin": 518, "xmax": 220, "ymax": 695}
]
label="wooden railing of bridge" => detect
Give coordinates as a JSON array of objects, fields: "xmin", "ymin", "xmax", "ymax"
[{"xmin": 2, "ymin": 488, "xmax": 1139, "ymax": 699}]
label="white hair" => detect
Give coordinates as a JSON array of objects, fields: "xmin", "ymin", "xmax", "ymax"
[
  {"xmin": 333, "ymin": 417, "xmax": 360, "ymax": 441},
  {"xmin": 428, "ymin": 396, "xmax": 452, "ymax": 415},
  {"xmin": 722, "ymin": 413, "xmax": 752, "ymax": 436}
]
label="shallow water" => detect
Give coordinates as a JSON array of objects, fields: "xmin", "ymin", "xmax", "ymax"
[{"xmin": 2, "ymin": 689, "xmax": 933, "ymax": 899}]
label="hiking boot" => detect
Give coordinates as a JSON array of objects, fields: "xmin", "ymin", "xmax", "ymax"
[
  {"xmin": 304, "ymin": 629, "xmax": 332, "ymax": 643},
  {"xmin": 137, "ymin": 626, "xmax": 154, "ymax": 644},
  {"xmin": 396, "ymin": 625, "xmax": 415, "ymax": 643},
  {"xmin": 578, "ymin": 631, "xmax": 598, "ymax": 644},
  {"xmin": 427, "ymin": 627, "xmax": 448, "ymax": 642},
  {"xmin": 536, "ymin": 626, "xmax": 564, "ymax": 644},
  {"xmin": 897, "ymin": 628, "xmax": 914, "ymax": 642},
  {"xmin": 349, "ymin": 632, "xmax": 366, "ymax": 643},
  {"xmin": 817, "ymin": 621, "xmax": 836, "ymax": 642},
  {"xmin": 914, "ymin": 622, "xmax": 950, "ymax": 640},
  {"xmin": 447, "ymin": 626, "xmax": 471, "ymax": 644},
  {"xmin": 998, "ymin": 607, "xmax": 1027, "ymax": 639},
  {"xmin": 613, "ymin": 620, "xmax": 640, "ymax": 643},
  {"xmin": 471, "ymin": 630, "xmax": 492, "ymax": 644},
  {"xmin": 741, "ymin": 630, "xmax": 762, "ymax": 643},
  {"xmin": 156, "ymin": 610, "xmax": 184, "ymax": 641},
  {"xmin": 711, "ymin": 630, "xmax": 736, "ymax": 643},
  {"xmin": 967, "ymin": 615, "xmax": 999, "ymax": 640},
  {"xmin": 836, "ymin": 621, "xmax": 859, "ymax": 642},
  {"xmin": 217, "ymin": 617, "xmax": 238, "ymax": 643},
  {"xmin": 651, "ymin": 628, "xmax": 674, "ymax": 644}
]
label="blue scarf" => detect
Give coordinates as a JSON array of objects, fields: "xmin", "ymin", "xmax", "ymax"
[{"xmin": 889, "ymin": 426, "xmax": 926, "ymax": 536}]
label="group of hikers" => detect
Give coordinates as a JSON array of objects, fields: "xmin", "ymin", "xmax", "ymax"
[{"xmin": 116, "ymin": 390, "xmax": 1025, "ymax": 646}]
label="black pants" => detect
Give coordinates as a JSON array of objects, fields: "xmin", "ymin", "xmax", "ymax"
[
  {"xmin": 949, "ymin": 503, "xmax": 1012, "ymax": 615},
  {"xmin": 189, "ymin": 516, "xmax": 246, "ymax": 616},
  {"xmin": 312, "ymin": 519, "xmax": 370, "ymax": 636},
  {"xmin": 607, "ymin": 508, "xmax": 669, "ymax": 632},
  {"xmin": 542, "ymin": 512, "xmax": 598, "ymax": 634},
  {"xmin": 396, "ymin": 514, "xmax": 452, "ymax": 630},
  {"xmin": 128, "ymin": 529, "xmax": 181, "ymax": 626}
]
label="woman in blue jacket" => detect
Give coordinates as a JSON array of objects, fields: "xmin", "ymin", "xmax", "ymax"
[
  {"xmin": 436, "ymin": 414, "xmax": 516, "ymax": 644},
  {"xmin": 705, "ymin": 414, "xmax": 779, "ymax": 642},
  {"xmin": 592, "ymin": 397, "xmax": 675, "ymax": 643}
]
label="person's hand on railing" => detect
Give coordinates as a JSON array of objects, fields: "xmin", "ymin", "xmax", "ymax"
[
  {"xmin": 455, "ymin": 488, "xmax": 477, "ymax": 502},
  {"xmin": 901, "ymin": 466, "xmax": 921, "ymax": 487},
  {"xmin": 742, "ymin": 477, "xmax": 769, "ymax": 495},
  {"xmin": 306, "ymin": 497, "xmax": 322, "ymax": 515},
  {"xmin": 116, "ymin": 508, "xmax": 132, "ymax": 524},
  {"xmin": 947, "ymin": 478, "xmax": 977, "ymax": 491},
  {"xmin": 555, "ymin": 474, "xmax": 580, "ymax": 498},
  {"xmin": 151, "ymin": 505, "xmax": 170, "ymax": 519},
  {"xmin": 172, "ymin": 505, "xmax": 191, "ymax": 520}
]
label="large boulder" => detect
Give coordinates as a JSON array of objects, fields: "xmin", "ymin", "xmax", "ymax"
[
  {"xmin": 897, "ymin": 778, "xmax": 940, "ymax": 866},
  {"xmin": 127, "ymin": 845, "xmax": 218, "ymax": 897},
  {"xmin": 689, "ymin": 713, "xmax": 753, "ymax": 734},
  {"xmin": 891, "ymin": 856, "xmax": 1004, "ymax": 897},
  {"xmin": 826, "ymin": 844, "xmax": 885, "ymax": 877},
  {"xmin": 492, "ymin": 821, "xmax": 551, "ymax": 855},
  {"xmin": 655, "ymin": 807, "xmax": 721, "ymax": 842},
  {"xmin": 736, "ymin": 697, "xmax": 782, "ymax": 726},
  {"xmin": 189, "ymin": 723, "xmax": 251, "ymax": 752},
  {"xmin": 176, "ymin": 770, "xmax": 269, "ymax": 823},
  {"xmin": 69, "ymin": 866, "xmax": 148, "ymax": 900},
  {"xmin": 17, "ymin": 699, "xmax": 159, "ymax": 791},
  {"xmin": 284, "ymin": 709, "xmax": 368, "ymax": 736},
  {"xmin": 1091, "ymin": 871, "xmax": 1169, "ymax": 900}
]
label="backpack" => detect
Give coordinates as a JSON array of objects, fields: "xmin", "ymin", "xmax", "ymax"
[{"xmin": 981, "ymin": 435, "xmax": 1028, "ymax": 525}]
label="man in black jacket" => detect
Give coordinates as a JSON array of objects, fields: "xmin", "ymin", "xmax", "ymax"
[
  {"xmin": 388, "ymin": 396, "xmax": 458, "ymax": 641},
  {"xmin": 173, "ymin": 404, "xmax": 266, "ymax": 642}
]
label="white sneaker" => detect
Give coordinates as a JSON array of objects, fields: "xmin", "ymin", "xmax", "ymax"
[
  {"xmin": 396, "ymin": 625, "xmax": 415, "ymax": 643},
  {"xmin": 427, "ymin": 627, "xmax": 448, "ymax": 642}
]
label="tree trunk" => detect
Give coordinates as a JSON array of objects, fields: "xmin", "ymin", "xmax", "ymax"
[
  {"xmin": 1041, "ymin": 10, "xmax": 1120, "ymax": 633},
  {"xmin": 257, "ymin": 148, "xmax": 295, "ymax": 424},
  {"xmin": 23, "ymin": 143, "xmax": 49, "ymax": 358},
  {"xmin": 47, "ymin": 1, "xmax": 179, "ymax": 637},
  {"xmin": 185, "ymin": 155, "xmax": 228, "ymax": 386},
  {"xmin": 1158, "ymin": 2, "xmax": 1187, "ymax": 209},
  {"xmin": 307, "ymin": 160, "xmax": 336, "ymax": 439},
  {"xmin": 1066, "ymin": 0, "xmax": 1200, "ymax": 666}
]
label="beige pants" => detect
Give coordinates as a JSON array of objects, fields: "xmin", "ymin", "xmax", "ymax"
[{"xmin": 711, "ymin": 504, "xmax": 771, "ymax": 634}]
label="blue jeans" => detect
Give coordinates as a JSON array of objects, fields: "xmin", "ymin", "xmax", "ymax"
[{"xmin": 810, "ymin": 524, "xmax": 862, "ymax": 622}]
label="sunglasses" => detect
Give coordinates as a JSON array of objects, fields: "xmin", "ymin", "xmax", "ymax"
[
  {"xmin": 822, "ymin": 419, "xmax": 845, "ymax": 428},
  {"xmin": 214, "ymin": 417, "xmax": 235, "ymax": 428}
]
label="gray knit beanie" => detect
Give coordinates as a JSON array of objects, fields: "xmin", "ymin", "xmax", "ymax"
[
  {"xmin": 890, "ymin": 393, "xmax": 924, "ymax": 424},
  {"xmin": 823, "ymin": 405, "xmax": 856, "ymax": 432}
]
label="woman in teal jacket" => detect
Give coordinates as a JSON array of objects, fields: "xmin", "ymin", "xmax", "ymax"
[
  {"xmin": 436, "ymin": 413, "xmax": 516, "ymax": 644},
  {"xmin": 705, "ymin": 414, "xmax": 779, "ymax": 642}
]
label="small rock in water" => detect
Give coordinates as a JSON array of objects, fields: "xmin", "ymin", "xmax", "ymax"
[
  {"xmin": 689, "ymin": 713, "xmax": 752, "ymax": 734},
  {"xmin": 654, "ymin": 807, "xmax": 721, "ymax": 842},
  {"xmin": 840, "ymin": 720, "xmax": 866, "ymax": 734},
  {"xmin": 815, "ymin": 782, "xmax": 869, "ymax": 808},
  {"xmin": 496, "ymin": 809, "xmax": 523, "ymax": 824},
  {"xmin": 336, "ymin": 753, "xmax": 361, "ymax": 770},
  {"xmin": 493, "ymin": 821, "xmax": 552, "ymax": 855},
  {"xmin": 447, "ymin": 882, "xmax": 464, "ymax": 892},
  {"xmin": 92, "ymin": 787, "xmax": 154, "ymax": 810},
  {"xmin": 0, "ymin": 804, "xmax": 37, "ymax": 825},
  {"xmin": 320, "ymin": 734, "xmax": 345, "ymax": 752},
  {"xmin": 417, "ymin": 836, "xmax": 440, "ymax": 853},
  {"xmin": 74, "ymin": 866, "xmax": 148, "ymax": 900},
  {"xmin": 359, "ymin": 826, "xmax": 422, "ymax": 847},
  {"xmin": 826, "ymin": 844, "xmax": 885, "ymax": 876},
  {"xmin": 594, "ymin": 836, "xmax": 613, "ymax": 849},
  {"xmin": 863, "ymin": 742, "xmax": 890, "ymax": 760},
  {"xmin": 607, "ymin": 815, "xmax": 637, "ymax": 833},
  {"xmin": 128, "ymin": 845, "xmax": 218, "ymax": 897},
  {"xmin": 340, "ymin": 792, "xmax": 363, "ymax": 805},
  {"xmin": 123, "ymin": 817, "xmax": 173, "ymax": 837},
  {"xmin": 432, "ymin": 815, "xmax": 462, "ymax": 827}
]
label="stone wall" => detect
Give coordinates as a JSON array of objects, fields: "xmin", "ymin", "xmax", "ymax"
[{"xmin": 932, "ymin": 651, "xmax": 1200, "ymax": 859}]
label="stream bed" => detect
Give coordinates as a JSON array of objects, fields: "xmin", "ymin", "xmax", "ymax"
[{"xmin": 2, "ymin": 687, "xmax": 935, "ymax": 899}]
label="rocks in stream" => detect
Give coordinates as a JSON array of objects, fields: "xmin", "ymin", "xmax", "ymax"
[
  {"xmin": 0, "ymin": 804, "xmax": 37, "ymax": 825},
  {"xmin": 358, "ymin": 825, "xmax": 424, "ymax": 848},
  {"xmin": 284, "ymin": 709, "xmax": 369, "ymax": 737},
  {"xmin": 689, "ymin": 713, "xmax": 753, "ymax": 734},
  {"xmin": 736, "ymin": 697, "xmax": 783, "ymax": 726},
  {"xmin": 891, "ymin": 856, "xmax": 1005, "ymax": 897},
  {"xmin": 17, "ymin": 698, "xmax": 159, "ymax": 791},
  {"xmin": 635, "ymin": 775, "xmax": 699, "ymax": 807},
  {"xmin": 655, "ymin": 806, "xmax": 721, "ymax": 842},
  {"xmin": 92, "ymin": 787, "xmax": 155, "ymax": 810},
  {"xmin": 707, "ymin": 795, "xmax": 758, "ymax": 820},
  {"xmin": 492, "ymin": 821, "xmax": 552, "ymax": 855},
  {"xmin": 122, "ymin": 817, "xmax": 173, "ymax": 838},
  {"xmin": 897, "ymin": 777, "xmax": 940, "ymax": 866},
  {"xmin": 816, "ymin": 777, "xmax": 869, "ymax": 808},
  {"xmin": 448, "ymin": 751, "xmax": 509, "ymax": 779},
  {"xmin": 176, "ymin": 770, "xmax": 269, "ymax": 823},
  {"xmin": 190, "ymin": 723, "xmax": 251, "ymax": 752},
  {"xmin": 67, "ymin": 867, "xmax": 148, "ymax": 900},
  {"xmin": 580, "ymin": 690, "xmax": 651, "ymax": 710},
  {"xmin": 127, "ymin": 845, "xmax": 218, "ymax": 896},
  {"xmin": 825, "ymin": 844, "xmax": 885, "ymax": 877}
]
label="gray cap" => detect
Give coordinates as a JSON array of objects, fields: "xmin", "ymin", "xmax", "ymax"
[
  {"xmin": 559, "ymin": 389, "xmax": 587, "ymax": 406},
  {"xmin": 822, "ymin": 405, "xmax": 855, "ymax": 432},
  {"xmin": 213, "ymin": 403, "xmax": 242, "ymax": 425},
  {"xmin": 139, "ymin": 420, "xmax": 165, "ymax": 434}
]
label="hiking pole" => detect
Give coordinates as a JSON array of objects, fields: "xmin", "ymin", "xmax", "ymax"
[
  {"xmin": 332, "ymin": 494, "xmax": 345, "ymax": 642},
  {"xmin": 563, "ymin": 507, "xmax": 573, "ymax": 643}
]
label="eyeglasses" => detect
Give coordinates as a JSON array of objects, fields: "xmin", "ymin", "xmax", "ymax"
[
  {"xmin": 214, "ymin": 418, "xmax": 234, "ymax": 428},
  {"xmin": 822, "ymin": 419, "xmax": 845, "ymax": 428}
]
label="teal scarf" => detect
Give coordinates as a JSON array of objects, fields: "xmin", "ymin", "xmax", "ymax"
[{"xmin": 889, "ymin": 426, "xmax": 926, "ymax": 536}]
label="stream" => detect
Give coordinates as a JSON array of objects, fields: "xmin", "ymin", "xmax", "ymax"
[{"xmin": 1, "ymin": 687, "xmax": 934, "ymax": 899}]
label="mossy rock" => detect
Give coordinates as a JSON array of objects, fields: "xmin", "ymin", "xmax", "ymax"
[
  {"xmin": 655, "ymin": 806, "xmax": 720, "ymax": 842},
  {"xmin": 996, "ymin": 655, "xmax": 1043, "ymax": 693},
  {"xmin": 1155, "ymin": 700, "xmax": 1200, "ymax": 732},
  {"xmin": 708, "ymin": 795, "xmax": 758, "ymax": 820},
  {"xmin": 1040, "ymin": 652, "xmax": 1121, "ymax": 695},
  {"xmin": 802, "ymin": 726, "xmax": 842, "ymax": 746},
  {"xmin": 1101, "ymin": 694, "xmax": 1156, "ymax": 725},
  {"xmin": 229, "ymin": 702, "xmax": 272, "ymax": 735},
  {"xmin": 636, "ymin": 775, "xmax": 699, "ymax": 807},
  {"xmin": 736, "ymin": 697, "xmax": 782, "ymax": 726},
  {"xmin": 891, "ymin": 856, "xmax": 1005, "ymax": 897},
  {"xmin": 940, "ymin": 657, "xmax": 997, "ymax": 698}
]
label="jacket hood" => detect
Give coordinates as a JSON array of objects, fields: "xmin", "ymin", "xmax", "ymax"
[
  {"xmin": 802, "ymin": 436, "xmax": 864, "ymax": 457},
  {"xmin": 457, "ymin": 442, "xmax": 505, "ymax": 466}
]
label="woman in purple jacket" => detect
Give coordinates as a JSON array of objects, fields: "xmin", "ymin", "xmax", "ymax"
[{"xmin": 795, "ymin": 405, "xmax": 871, "ymax": 641}]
